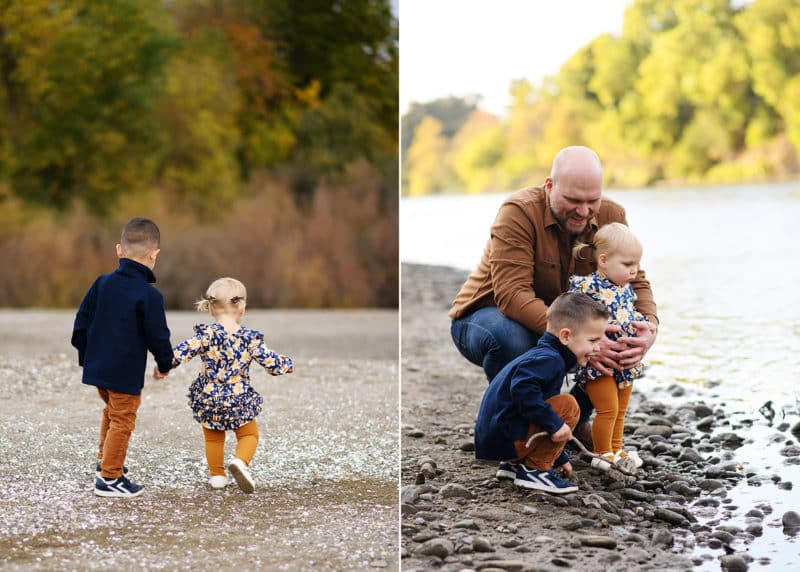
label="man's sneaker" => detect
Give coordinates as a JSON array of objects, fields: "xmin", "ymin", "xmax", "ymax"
[
  {"xmin": 95, "ymin": 461, "xmax": 128, "ymax": 478},
  {"xmin": 94, "ymin": 476, "xmax": 143, "ymax": 498},
  {"xmin": 209, "ymin": 475, "xmax": 229, "ymax": 489},
  {"xmin": 228, "ymin": 458, "xmax": 255, "ymax": 494},
  {"xmin": 614, "ymin": 450, "xmax": 643, "ymax": 468},
  {"xmin": 496, "ymin": 461, "xmax": 520, "ymax": 480},
  {"xmin": 590, "ymin": 452, "xmax": 615, "ymax": 472},
  {"xmin": 513, "ymin": 465, "xmax": 578, "ymax": 494}
]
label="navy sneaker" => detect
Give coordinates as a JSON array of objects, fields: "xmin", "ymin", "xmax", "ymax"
[
  {"xmin": 514, "ymin": 465, "xmax": 578, "ymax": 494},
  {"xmin": 496, "ymin": 461, "xmax": 520, "ymax": 480},
  {"xmin": 94, "ymin": 476, "xmax": 143, "ymax": 498}
]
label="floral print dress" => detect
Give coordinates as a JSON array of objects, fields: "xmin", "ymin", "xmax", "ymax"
[
  {"xmin": 569, "ymin": 272, "xmax": 647, "ymax": 388},
  {"xmin": 172, "ymin": 323, "xmax": 293, "ymax": 430}
]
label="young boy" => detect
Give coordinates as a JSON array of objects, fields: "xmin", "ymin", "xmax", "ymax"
[
  {"xmin": 71, "ymin": 218, "xmax": 174, "ymax": 497},
  {"xmin": 474, "ymin": 292, "xmax": 609, "ymax": 494}
]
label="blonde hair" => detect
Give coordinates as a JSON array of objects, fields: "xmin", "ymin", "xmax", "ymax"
[
  {"xmin": 195, "ymin": 277, "xmax": 247, "ymax": 315},
  {"xmin": 572, "ymin": 222, "xmax": 642, "ymax": 261}
]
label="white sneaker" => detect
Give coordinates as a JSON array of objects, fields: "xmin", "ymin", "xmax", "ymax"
[
  {"xmin": 590, "ymin": 453, "xmax": 615, "ymax": 472},
  {"xmin": 208, "ymin": 475, "xmax": 228, "ymax": 489},
  {"xmin": 228, "ymin": 458, "xmax": 255, "ymax": 494},
  {"xmin": 614, "ymin": 450, "xmax": 643, "ymax": 468}
]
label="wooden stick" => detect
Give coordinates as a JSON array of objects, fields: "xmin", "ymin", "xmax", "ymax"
[{"xmin": 524, "ymin": 431, "xmax": 638, "ymax": 477}]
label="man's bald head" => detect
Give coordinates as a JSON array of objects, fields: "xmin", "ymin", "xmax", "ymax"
[
  {"xmin": 546, "ymin": 146, "xmax": 604, "ymax": 235},
  {"xmin": 550, "ymin": 146, "xmax": 603, "ymax": 187}
]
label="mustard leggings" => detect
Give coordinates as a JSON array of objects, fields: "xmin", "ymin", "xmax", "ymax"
[
  {"xmin": 585, "ymin": 375, "xmax": 633, "ymax": 456},
  {"xmin": 202, "ymin": 420, "xmax": 259, "ymax": 477}
]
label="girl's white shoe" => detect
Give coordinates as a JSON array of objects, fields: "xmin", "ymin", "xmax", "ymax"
[
  {"xmin": 228, "ymin": 458, "xmax": 255, "ymax": 494},
  {"xmin": 209, "ymin": 475, "xmax": 229, "ymax": 489},
  {"xmin": 614, "ymin": 450, "xmax": 644, "ymax": 468}
]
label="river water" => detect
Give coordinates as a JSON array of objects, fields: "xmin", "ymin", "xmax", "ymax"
[{"xmin": 402, "ymin": 182, "xmax": 800, "ymax": 569}]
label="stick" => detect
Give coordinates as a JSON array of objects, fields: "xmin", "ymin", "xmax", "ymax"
[{"xmin": 523, "ymin": 431, "xmax": 638, "ymax": 477}]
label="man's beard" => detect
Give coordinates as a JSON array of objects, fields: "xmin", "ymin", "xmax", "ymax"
[{"xmin": 551, "ymin": 207, "xmax": 589, "ymax": 236}]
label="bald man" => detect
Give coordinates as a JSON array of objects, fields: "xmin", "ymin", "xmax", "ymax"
[{"xmin": 449, "ymin": 146, "xmax": 658, "ymax": 447}]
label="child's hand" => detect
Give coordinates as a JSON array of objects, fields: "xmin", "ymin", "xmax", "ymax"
[
  {"xmin": 550, "ymin": 423, "xmax": 572, "ymax": 443},
  {"xmin": 153, "ymin": 367, "xmax": 168, "ymax": 380},
  {"xmin": 556, "ymin": 461, "xmax": 574, "ymax": 478}
]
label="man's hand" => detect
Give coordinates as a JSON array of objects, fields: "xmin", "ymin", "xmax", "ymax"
[
  {"xmin": 551, "ymin": 423, "xmax": 572, "ymax": 443},
  {"xmin": 615, "ymin": 321, "xmax": 657, "ymax": 368},
  {"xmin": 556, "ymin": 461, "xmax": 573, "ymax": 478},
  {"xmin": 587, "ymin": 324, "xmax": 625, "ymax": 375},
  {"xmin": 153, "ymin": 367, "xmax": 168, "ymax": 380}
]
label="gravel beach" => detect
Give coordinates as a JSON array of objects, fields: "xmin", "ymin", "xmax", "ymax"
[
  {"xmin": 0, "ymin": 309, "xmax": 399, "ymax": 570},
  {"xmin": 401, "ymin": 263, "xmax": 800, "ymax": 571}
]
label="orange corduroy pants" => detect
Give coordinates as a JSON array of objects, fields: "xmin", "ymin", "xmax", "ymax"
[
  {"xmin": 585, "ymin": 375, "xmax": 634, "ymax": 455},
  {"xmin": 513, "ymin": 394, "xmax": 580, "ymax": 470},
  {"xmin": 201, "ymin": 420, "xmax": 260, "ymax": 476},
  {"xmin": 97, "ymin": 387, "xmax": 142, "ymax": 479}
]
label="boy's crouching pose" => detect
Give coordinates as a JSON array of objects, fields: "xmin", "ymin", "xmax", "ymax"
[{"xmin": 474, "ymin": 292, "xmax": 609, "ymax": 494}]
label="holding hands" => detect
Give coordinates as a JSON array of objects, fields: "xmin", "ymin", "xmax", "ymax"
[{"xmin": 153, "ymin": 366, "xmax": 169, "ymax": 380}]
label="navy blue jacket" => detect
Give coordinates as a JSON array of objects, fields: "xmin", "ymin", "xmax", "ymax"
[
  {"xmin": 474, "ymin": 332, "xmax": 577, "ymax": 462},
  {"xmin": 71, "ymin": 258, "xmax": 173, "ymax": 395}
]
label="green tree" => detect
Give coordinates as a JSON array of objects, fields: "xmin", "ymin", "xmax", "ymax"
[
  {"xmin": 405, "ymin": 116, "xmax": 448, "ymax": 196},
  {"xmin": 0, "ymin": 0, "xmax": 174, "ymax": 212},
  {"xmin": 401, "ymin": 95, "xmax": 479, "ymax": 156},
  {"xmin": 736, "ymin": 0, "xmax": 800, "ymax": 150}
]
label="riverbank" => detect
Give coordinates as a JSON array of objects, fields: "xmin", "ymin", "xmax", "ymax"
[
  {"xmin": 0, "ymin": 309, "xmax": 399, "ymax": 571},
  {"xmin": 400, "ymin": 263, "xmax": 800, "ymax": 571}
]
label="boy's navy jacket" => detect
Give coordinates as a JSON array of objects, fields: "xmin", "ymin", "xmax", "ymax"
[
  {"xmin": 71, "ymin": 258, "xmax": 173, "ymax": 395},
  {"xmin": 474, "ymin": 332, "xmax": 577, "ymax": 462}
]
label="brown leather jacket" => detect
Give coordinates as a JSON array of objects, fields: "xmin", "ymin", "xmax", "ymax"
[{"xmin": 449, "ymin": 186, "xmax": 658, "ymax": 334}]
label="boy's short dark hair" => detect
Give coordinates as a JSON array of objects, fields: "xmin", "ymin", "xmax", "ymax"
[
  {"xmin": 546, "ymin": 292, "xmax": 609, "ymax": 332},
  {"xmin": 120, "ymin": 218, "xmax": 160, "ymax": 258}
]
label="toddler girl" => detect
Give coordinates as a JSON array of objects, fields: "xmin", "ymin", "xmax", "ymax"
[
  {"xmin": 569, "ymin": 222, "xmax": 647, "ymax": 471},
  {"xmin": 171, "ymin": 277, "xmax": 293, "ymax": 492}
]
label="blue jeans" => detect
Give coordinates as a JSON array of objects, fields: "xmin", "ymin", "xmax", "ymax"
[{"xmin": 450, "ymin": 306, "xmax": 594, "ymax": 421}]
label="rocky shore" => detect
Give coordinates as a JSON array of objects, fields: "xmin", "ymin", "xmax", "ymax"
[{"xmin": 401, "ymin": 263, "xmax": 800, "ymax": 571}]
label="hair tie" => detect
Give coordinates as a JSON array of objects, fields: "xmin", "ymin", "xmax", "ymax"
[
  {"xmin": 204, "ymin": 295, "xmax": 217, "ymax": 303},
  {"xmin": 231, "ymin": 296, "xmax": 244, "ymax": 304}
]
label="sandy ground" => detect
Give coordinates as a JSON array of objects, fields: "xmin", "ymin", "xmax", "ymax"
[{"xmin": 0, "ymin": 309, "xmax": 399, "ymax": 570}]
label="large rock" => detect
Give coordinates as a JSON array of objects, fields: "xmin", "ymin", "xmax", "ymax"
[
  {"xmin": 651, "ymin": 529, "xmax": 674, "ymax": 547},
  {"xmin": 440, "ymin": 483, "xmax": 476, "ymax": 499},
  {"xmin": 782, "ymin": 511, "xmax": 800, "ymax": 528},
  {"xmin": 634, "ymin": 425, "xmax": 674, "ymax": 438},
  {"xmin": 415, "ymin": 538, "xmax": 454, "ymax": 558},
  {"xmin": 720, "ymin": 554, "xmax": 748, "ymax": 571},
  {"xmin": 580, "ymin": 535, "xmax": 617, "ymax": 549}
]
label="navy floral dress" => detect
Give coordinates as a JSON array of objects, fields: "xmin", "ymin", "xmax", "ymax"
[
  {"xmin": 569, "ymin": 273, "xmax": 647, "ymax": 388},
  {"xmin": 172, "ymin": 323, "xmax": 293, "ymax": 430}
]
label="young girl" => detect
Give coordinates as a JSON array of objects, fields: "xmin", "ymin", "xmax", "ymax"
[
  {"xmin": 171, "ymin": 277, "xmax": 293, "ymax": 493},
  {"xmin": 569, "ymin": 222, "xmax": 647, "ymax": 471}
]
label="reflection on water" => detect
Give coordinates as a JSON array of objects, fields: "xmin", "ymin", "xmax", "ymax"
[{"xmin": 402, "ymin": 182, "xmax": 800, "ymax": 569}]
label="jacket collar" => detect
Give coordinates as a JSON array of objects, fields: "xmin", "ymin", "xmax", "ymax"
[
  {"xmin": 116, "ymin": 258, "xmax": 156, "ymax": 283},
  {"xmin": 538, "ymin": 331, "xmax": 578, "ymax": 371}
]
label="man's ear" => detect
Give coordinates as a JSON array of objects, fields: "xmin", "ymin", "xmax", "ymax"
[
  {"xmin": 115, "ymin": 244, "xmax": 124, "ymax": 258},
  {"xmin": 544, "ymin": 177, "xmax": 553, "ymax": 191},
  {"xmin": 557, "ymin": 327, "xmax": 572, "ymax": 345}
]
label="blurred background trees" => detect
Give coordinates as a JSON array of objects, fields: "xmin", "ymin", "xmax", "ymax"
[
  {"xmin": 0, "ymin": 0, "xmax": 397, "ymax": 308},
  {"xmin": 401, "ymin": 0, "xmax": 800, "ymax": 195}
]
